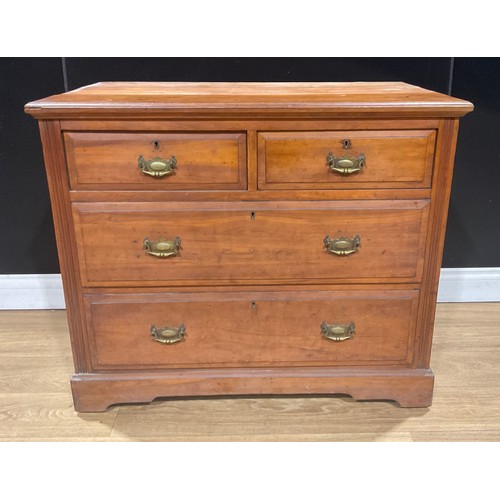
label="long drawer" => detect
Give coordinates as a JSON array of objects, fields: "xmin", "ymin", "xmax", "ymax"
[
  {"xmin": 258, "ymin": 130, "xmax": 436, "ymax": 190},
  {"xmin": 84, "ymin": 289, "xmax": 420, "ymax": 370},
  {"xmin": 73, "ymin": 200, "xmax": 430, "ymax": 286},
  {"xmin": 64, "ymin": 132, "xmax": 247, "ymax": 190}
]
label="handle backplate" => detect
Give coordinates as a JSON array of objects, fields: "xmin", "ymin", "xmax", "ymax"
[
  {"xmin": 326, "ymin": 152, "xmax": 365, "ymax": 175},
  {"xmin": 150, "ymin": 324, "xmax": 186, "ymax": 344},
  {"xmin": 324, "ymin": 234, "xmax": 360, "ymax": 256},
  {"xmin": 321, "ymin": 321, "xmax": 355, "ymax": 342},
  {"xmin": 138, "ymin": 155, "xmax": 177, "ymax": 178},
  {"xmin": 143, "ymin": 237, "xmax": 181, "ymax": 258}
]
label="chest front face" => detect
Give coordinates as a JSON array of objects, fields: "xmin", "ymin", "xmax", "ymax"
[{"xmin": 25, "ymin": 82, "xmax": 473, "ymax": 412}]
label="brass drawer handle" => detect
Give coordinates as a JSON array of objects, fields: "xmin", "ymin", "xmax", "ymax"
[
  {"xmin": 138, "ymin": 155, "xmax": 177, "ymax": 177},
  {"xmin": 323, "ymin": 234, "xmax": 360, "ymax": 256},
  {"xmin": 143, "ymin": 237, "xmax": 181, "ymax": 258},
  {"xmin": 321, "ymin": 321, "xmax": 355, "ymax": 342},
  {"xmin": 150, "ymin": 324, "xmax": 186, "ymax": 344},
  {"xmin": 326, "ymin": 152, "xmax": 365, "ymax": 175}
]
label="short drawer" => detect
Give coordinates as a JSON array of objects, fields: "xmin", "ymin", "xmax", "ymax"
[
  {"xmin": 73, "ymin": 200, "xmax": 429, "ymax": 286},
  {"xmin": 84, "ymin": 289, "xmax": 419, "ymax": 370},
  {"xmin": 258, "ymin": 130, "xmax": 436, "ymax": 189},
  {"xmin": 64, "ymin": 132, "xmax": 247, "ymax": 190}
]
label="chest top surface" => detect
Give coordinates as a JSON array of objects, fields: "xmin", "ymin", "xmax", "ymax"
[{"xmin": 25, "ymin": 81, "xmax": 473, "ymax": 119}]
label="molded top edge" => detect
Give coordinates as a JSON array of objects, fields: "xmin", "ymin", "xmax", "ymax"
[{"xmin": 25, "ymin": 81, "xmax": 474, "ymax": 118}]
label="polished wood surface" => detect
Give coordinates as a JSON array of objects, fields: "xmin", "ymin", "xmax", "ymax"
[
  {"xmin": 73, "ymin": 200, "xmax": 429, "ymax": 286},
  {"xmin": 25, "ymin": 82, "xmax": 474, "ymax": 119},
  {"xmin": 60, "ymin": 118, "xmax": 442, "ymax": 131},
  {"xmin": 258, "ymin": 129, "xmax": 436, "ymax": 189},
  {"xmin": 65, "ymin": 132, "xmax": 247, "ymax": 190},
  {"xmin": 415, "ymin": 119, "xmax": 461, "ymax": 368},
  {"xmin": 84, "ymin": 289, "xmax": 419, "ymax": 370},
  {"xmin": 25, "ymin": 82, "xmax": 473, "ymax": 411},
  {"xmin": 38, "ymin": 121, "xmax": 89, "ymax": 373},
  {"xmin": 0, "ymin": 303, "xmax": 498, "ymax": 441},
  {"xmin": 69, "ymin": 187, "xmax": 432, "ymax": 203},
  {"xmin": 71, "ymin": 368, "xmax": 435, "ymax": 412}
]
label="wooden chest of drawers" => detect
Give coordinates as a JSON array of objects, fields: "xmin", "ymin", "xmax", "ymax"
[{"xmin": 25, "ymin": 82, "xmax": 473, "ymax": 411}]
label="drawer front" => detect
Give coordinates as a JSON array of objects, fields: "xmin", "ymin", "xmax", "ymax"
[
  {"xmin": 73, "ymin": 200, "xmax": 429, "ymax": 285},
  {"xmin": 84, "ymin": 289, "xmax": 419, "ymax": 370},
  {"xmin": 258, "ymin": 130, "xmax": 436, "ymax": 189},
  {"xmin": 64, "ymin": 132, "xmax": 247, "ymax": 190}
]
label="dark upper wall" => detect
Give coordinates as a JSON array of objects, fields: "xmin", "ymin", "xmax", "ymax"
[
  {"xmin": 63, "ymin": 57, "xmax": 452, "ymax": 93},
  {"xmin": 0, "ymin": 58, "xmax": 63, "ymax": 273},
  {"xmin": 443, "ymin": 58, "xmax": 500, "ymax": 267},
  {"xmin": 1, "ymin": 57, "xmax": 498, "ymax": 274}
]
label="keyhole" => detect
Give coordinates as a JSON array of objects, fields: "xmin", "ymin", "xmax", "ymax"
[
  {"xmin": 153, "ymin": 140, "xmax": 160, "ymax": 150},
  {"xmin": 342, "ymin": 139, "xmax": 352, "ymax": 149},
  {"xmin": 250, "ymin": 211, "xmax": 255, "ymax": 220},
  {"xmin": 251, "ymin": 301, "xmax": 257, "ymax": 310}
]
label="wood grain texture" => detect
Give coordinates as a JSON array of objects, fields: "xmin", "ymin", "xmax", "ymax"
[
  {"xmin": 24, "ymin": 82, "xmax": 474, "ymax": 119},
  {"xmin": 1, "ymin": 304, "xmax": 498, "ymax": 441},
  {"xmin": 70, "ymin": 368, "xmax": 435, "ymax": 412},
  {"xmin": 415, "ymin": 119, "xmax": 460, "ymax": 368},
  {"xmin": 38, "ymin": 121, "xmax": 90, "ymax": 373},
  {"xmin": 246, "ymin": 129, "xmax": 258, "ymax": 191},
  {"xmin": 258, "ymin": 130, "xmax": 436, "ymax": 190},
  {"xmin": 65, "ymin": 132, "xmax": 247, "ymax": 190},
  {"xmin": 59, "ymin": 118, "xmax": 442, "ymax": 132},
  {"xmin": 25, "ymin": 82, "xmax": 472, "ymax": 413},
  {"xmin": 83, "ymin": 289, "xmax": 419, "ymax": 370},
  {"xmin": 72, "ymin": 200, "xmax": 429, "ymax": 286},
  {"xmin": 69, "ymin": 188, "xmax": 432, "ymax": 203}
]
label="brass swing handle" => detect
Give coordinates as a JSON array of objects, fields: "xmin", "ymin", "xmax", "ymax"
[
  {"xmin": 324, "ymin": 234, "xmax": 360, "ymax": 256},
  {"xmin": 138, "ymin": 155, "xmax": 177, "ymax": 177},
  {"xmin": 326, "ymin": 152, "xmax": 365, "ymax": 175},
  {"xmin": 321, "ymin": 321, "xmax": 355, "ymax": 342},
  {"xmin": 151, "ymin": 324, "xmax": 186, "ymax": 344},
  {"xmin": 143, "ymin": 237, "xmax": 181, "ymax": 258}
]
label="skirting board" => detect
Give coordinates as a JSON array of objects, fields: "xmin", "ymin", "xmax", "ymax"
[
  {"xmin": 0, "ymin": 274, "xmax": 65, "ymax": 310},
  {"xmin": 0, "ymin": 269, "xmax": 499, "ymax": 310},
  {"xmin": 437, "ymin": 268, "xmax": 500, "ymax": 303}
]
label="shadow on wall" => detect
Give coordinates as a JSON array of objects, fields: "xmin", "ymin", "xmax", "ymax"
[{"xmin": 30, "ymin": 207, "xmax": 60, "ymax": 274}]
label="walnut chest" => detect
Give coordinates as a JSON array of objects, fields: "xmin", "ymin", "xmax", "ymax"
[{"xmin": 25, "ymin": 82, "xmax": 473, "ymax": 411}]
